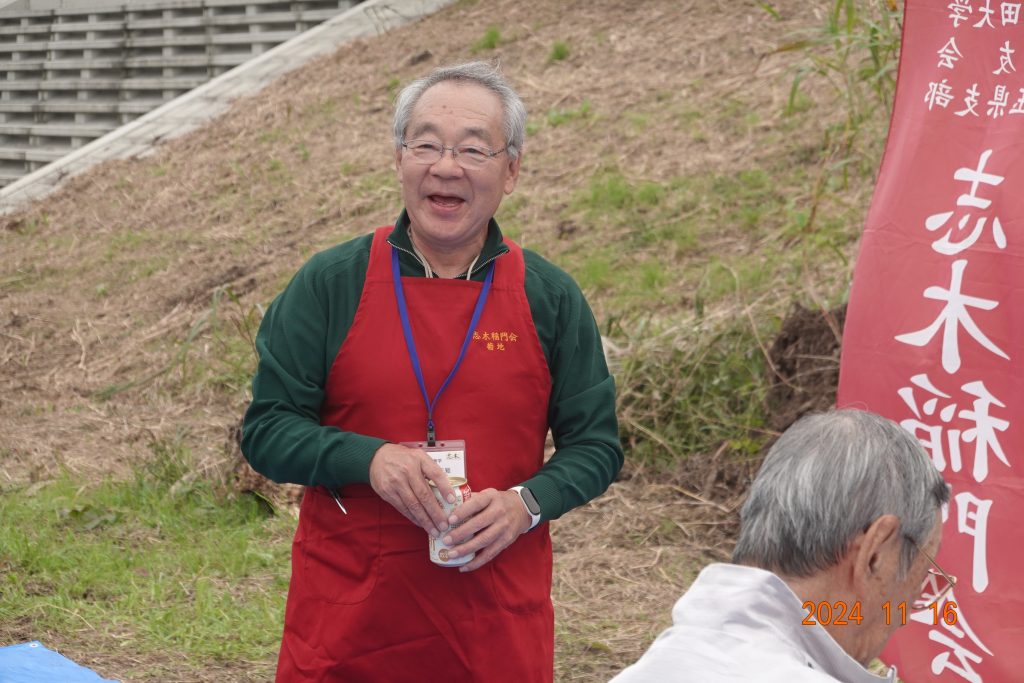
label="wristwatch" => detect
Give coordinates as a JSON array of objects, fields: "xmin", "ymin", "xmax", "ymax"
[{"xmin": 510, "ymin": 485, "xmax": 542, "ymax": 530}]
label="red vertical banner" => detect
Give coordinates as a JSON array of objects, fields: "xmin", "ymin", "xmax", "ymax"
[{"xmin": 838, "ymin": 1, "xmax": 1024, "ymax": 680}]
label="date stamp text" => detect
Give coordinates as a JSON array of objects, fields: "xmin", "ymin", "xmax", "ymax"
[{"xmin": 801, "ymin": 600, "xmax": 959, "ymax": 627}]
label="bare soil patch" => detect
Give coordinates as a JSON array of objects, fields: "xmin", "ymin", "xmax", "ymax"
[{"xmin": 765, "ymin": 302, "xmax": 846, "ymax": 432}]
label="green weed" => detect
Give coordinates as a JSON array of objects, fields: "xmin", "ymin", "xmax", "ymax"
[
  {"xmin": 183, "ymin": 287, "xmax": 263, "ymax": 394},
  {"xmin": 549, "ymin": 40, "xmax": 570, "ymax": 62},
  {"xmin": 104, "ymin": 230, "xmax": 156, "ymax": 261},
  {"xmin": 779, "ymin": 0, "xmax": 900, "ymax": 228},
  {"xmin": 303, "ymin": 97, "xmax": 338, "ymax": 120},
  {"xmin": 625, "ymin": 111, "xmax": 651, "ymax": 130},
  {"xmin": 759, "ymin": 2, "xmax": 782, "ymax": 20},
  {"xmin": 675, "ymin": 108, "xmax": 703, "ymax": 135},
  {"xmin": 639, "ymin": 261, "xmax": 666, "ymax": 291},
  {"xmin": 5, "ymin": 212, "xmax": 48, "ymax": 236},
  {"xmin": 386, "ymin": 76, "xmax": 401, "ymax": 98},
  {"xmin": 495, "ymin": 194, "xmax": 527, "ymax": 237},
  {"xmin": 546, "ymin": 100, "xmax": 591, "ymax": 126},
  {"xmin": 572, "ymin": 171, "xmax": 663, "ymax": 217},
  {"xmin": 709, "ymin": 169, "xmax": 780, "ymax": 233},
  {"xmin": 266, "ymin": 158, "xmax": 288, "ymax": 178},
  {"xmin": 577, "ymin": 252, "xmax": 614, "ymax": 292},
  {"xmin": 472, "ymin": 26, "xmax": 501, "ymax": 52},
  {"xmin": 0, "ymin": 265, "xmax": 51, "ymax": 293},
  {"xmin": 258, "ymin": 129, "xmax": 284, "ymax": 145}
]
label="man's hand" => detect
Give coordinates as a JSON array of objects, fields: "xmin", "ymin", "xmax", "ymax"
[
  {"xmin": 443, "ymin": 488, "xmax": 532, "ymax": 572},
  {"xmin": 368, "ymin": 443, "xmax": 457, "ymax": 536}
]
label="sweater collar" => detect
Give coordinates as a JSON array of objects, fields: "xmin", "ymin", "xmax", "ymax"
[{"xmin": 387, "ymin": 210, "xmax": 509, "ymax": 279}]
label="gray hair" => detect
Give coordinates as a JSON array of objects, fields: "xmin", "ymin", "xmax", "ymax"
[
  {"xmin": 392, "ymin": 61, "xmax": 527, "ymax": 160},
  {"xmin": 732, "ymin": 409, "xmax": 949, "ymax": 578}
]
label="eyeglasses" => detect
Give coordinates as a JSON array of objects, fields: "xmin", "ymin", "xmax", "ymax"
[
  {"xmin": 401, "ymin": 139, "xmax": 507, "ymax": 170},
  {"xmin": 907, "ymin": 537, "xmax": 957, "ymax": 611}
]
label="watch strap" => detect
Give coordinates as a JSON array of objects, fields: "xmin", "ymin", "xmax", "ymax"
[{"xmin": 510, "ymin": 485, "xmax": 542, "ymax": 530}]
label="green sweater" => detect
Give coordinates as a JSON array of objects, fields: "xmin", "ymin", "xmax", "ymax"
[{"xmin": 241, "ymin": 212, "xmax": 623, "ymax": 522}]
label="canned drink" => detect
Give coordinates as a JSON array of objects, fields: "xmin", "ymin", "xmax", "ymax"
[{"xmin": 429, "ymin": 477, "xmax": 474, "ymax": 567}]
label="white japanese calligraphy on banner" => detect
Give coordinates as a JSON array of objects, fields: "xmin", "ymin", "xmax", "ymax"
[{"xmin": 838, "ymin": 1, "xmax": 1024, "ymax": 680}]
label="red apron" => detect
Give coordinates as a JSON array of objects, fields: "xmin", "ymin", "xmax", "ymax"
[{"xmin": 276, "ymin": 227, "xmax": 554, "ymax": 682}]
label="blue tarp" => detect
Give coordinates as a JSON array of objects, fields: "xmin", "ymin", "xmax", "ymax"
[{"xmin": 0, "ymin": 642, "xmax": 119, "ymax": 683}]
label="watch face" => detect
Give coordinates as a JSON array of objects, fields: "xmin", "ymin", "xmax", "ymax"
[{"xmin": 520, "ymin": 487, "xmax": 541, "ymax": 515}]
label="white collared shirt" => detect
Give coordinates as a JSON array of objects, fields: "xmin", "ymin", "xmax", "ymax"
[{"xmin": 610, "ymin": 563, "xmax": 896, "ymax": 682}]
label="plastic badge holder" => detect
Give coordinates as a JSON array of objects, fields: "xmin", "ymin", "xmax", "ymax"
[{"xmin": 400, "ymin": 439, "xmax": 467, "ymax": 481}]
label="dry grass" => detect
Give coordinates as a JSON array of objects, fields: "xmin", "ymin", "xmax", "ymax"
[
  {"xmin": 0, "ymin": 0, "xmax": 886, "ymax": 679},
  {"xmin": 551, "ymin": 456, "xmax": 751, "ymax": 681},
  {"xmin": 1, "ymin": 0, "xmax": 848, "ymax": 482}
]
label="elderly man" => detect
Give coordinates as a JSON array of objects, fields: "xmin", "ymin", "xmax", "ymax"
[
  {"xmin": 241, "ymin": 61, "xmax": 623, "ymax": 682},
  {"xmin": 611, "ymin": 410, "xmax": 950, "ymax": 682}
]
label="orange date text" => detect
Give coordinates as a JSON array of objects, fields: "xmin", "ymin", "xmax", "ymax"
[{"xmin": 801, "ymin": 601, "xmax": 958, "ymax": 627}]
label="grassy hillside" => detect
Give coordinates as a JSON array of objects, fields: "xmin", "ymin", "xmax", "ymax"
[{"xmin": 0, "ymin": 0, "xmax": 898, "ymax": 679}]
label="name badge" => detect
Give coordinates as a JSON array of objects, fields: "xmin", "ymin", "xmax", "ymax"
[{"xmin": 400, "ymin": 439, "xmax": 467, "ymax": 481}]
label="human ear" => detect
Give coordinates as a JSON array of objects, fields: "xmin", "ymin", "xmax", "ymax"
[
  {"xmin": 853, "ymin": 514, "xmax": 901, "ymax": 590},
  {"xmin": 504, "ymin": 153, "xmax": 521, "ymax": 194}
]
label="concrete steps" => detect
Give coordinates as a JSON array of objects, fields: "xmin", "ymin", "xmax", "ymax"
[
  {"xmin": 0, "ymin": 0, "xmax": 358, "ymax": 187},
  {"xmin": 0, "ymin": 145, "xmax": 65, "ymax": 161},
  {"xmin": 0, "ymin": 123, "xmax": 112, "ymax": 135},
  {"xmin": 3, "ymin": 77, "xmax": 209, "ymax": 89}
]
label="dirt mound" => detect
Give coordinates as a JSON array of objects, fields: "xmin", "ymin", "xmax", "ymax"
[{"xmin": 764, "ymin": 302, "xmax": 847, "ymax": 432}]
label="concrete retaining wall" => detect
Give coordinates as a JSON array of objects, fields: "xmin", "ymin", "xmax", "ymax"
[
  {"xmin": 0, "ymin": 0, "xmax": 359, "ymax": 187},
  {"xmin": 0, "ymin": 0, "xmax": 455, "ymax": 213}
]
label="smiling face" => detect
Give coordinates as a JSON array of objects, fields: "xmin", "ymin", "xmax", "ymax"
[{"xmin": 395, "ymin": 80, "xmax": 520, "ymax": 256}]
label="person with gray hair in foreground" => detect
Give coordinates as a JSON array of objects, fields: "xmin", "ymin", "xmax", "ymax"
[{"xmin": 611, "ymin": 409, "xmax": 951, "ymax": 683}]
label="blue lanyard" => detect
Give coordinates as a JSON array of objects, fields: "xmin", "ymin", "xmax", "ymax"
[{"xmin": 391, "ymin": 246, "xmax": 495, "ymax": 445}]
